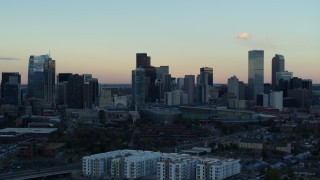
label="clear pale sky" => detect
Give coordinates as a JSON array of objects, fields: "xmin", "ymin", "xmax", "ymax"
[{"xmin": 0, "ymin": 0, "xmax": 319, "ymax": 84}]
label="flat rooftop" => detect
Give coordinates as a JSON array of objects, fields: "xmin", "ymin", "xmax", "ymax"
[{"xmin": 0, "ymin": 128, "xmax": 57, "ymax": 134}]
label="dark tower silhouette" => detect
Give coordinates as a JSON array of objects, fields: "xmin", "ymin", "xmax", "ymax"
[
  {"xmin": 136, "ymin": 53, "xmax": 150, "ymax": 68},
  {"xmin": 272, "ymin": 54, "xmax": 285, "ymax": 90}
]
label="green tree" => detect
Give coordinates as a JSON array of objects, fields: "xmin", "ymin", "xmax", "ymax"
[
  {"xmin": 287, "ymin": 165, "xmax": 294, "ymax": 180},
  {"xmin": 261, "ymin": 150, "xmax": 268, "ymax": 161},
  {"xmin": 265, "ymin": 168, "xmax": 281, "ymax": 180},
  {"xmin": 98, "ymin": 110, "xmax": 107, "ymax": 124},
  {"xmin": 2, "ymin": 159, "xmax": 11, "ymax": 168}
]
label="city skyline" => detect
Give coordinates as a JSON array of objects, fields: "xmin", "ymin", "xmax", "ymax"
[{"xmin": 1, "ymin": 1, "xmax": 319, "ymax": 84}]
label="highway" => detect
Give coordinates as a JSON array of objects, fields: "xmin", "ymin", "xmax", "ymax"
[{"xmin": 0, "ymin": 164, "xmax": 81, "ymax": 180}]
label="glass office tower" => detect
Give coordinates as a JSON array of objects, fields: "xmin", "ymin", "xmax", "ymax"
[
  {"xmin": 272, "ymin": 54, "xmax": 285, "ymax": 90},
  {"xmin": 248, "ymin": 50, "xmax": 264, "ymax": 101},
  {"xmin": 44, "ymin": 58, "xmax": 56, "ymax": 104},
  {"xmin": 27, "ymin": 54, "xmax": 50, "ymax": 99},
  {"xmin": 132, "ymin": 68, "xmax": 145, "ymax": 109}
]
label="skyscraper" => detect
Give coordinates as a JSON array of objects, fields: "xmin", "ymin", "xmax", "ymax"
[
  {"xmin": 177, "ymin": 78, "xmax": 184, "ymax": 90},
  {"xmin": 276, "ymin": 71, "xmax": 292, "ymax": 96},
  {"xmin": 248, "ymin": 50, "xmax": 264, "ymax": 101},
  {"xmin": 144, "ymin": 66, "xmax": 157, "ymax": 102},
  {"xmin": 1, "ymin": 72, "xmax": 21, "ymax": 106},
  {"xmin": 132, "ymin": 68, "xmax": 145, "ymax": 109},
  {"xmin": 199, "ymin": 67, "xmax": 213, "ymax": 102},
  {"xmin": 1, "ymin": 72, "xmax": 21, "ymax": 98},
  {"xmin": 83, "ymin": 78, "xmax": 99, "ymax": 108},
  {"xmin": 27, "ymin": 54, "xmax": 50, "ymax": 99},
  {"xmin": 57, "ymin": 73, "xmax": 72, "ymax": 105},
  {"xmin": 227, "ymin": 75, "xmax": 239, "ymax": 99},
  {"xmin": 44, "ymin": 58, "xmax": 56, "ymax": 104},
  {"xmin": 156, "ymin": 66, "xmax": 169, "ymax": 100},
  {"xmin": 67, "ymin": 74, "xmax": 84, "ymax": 109},
  {"xmin": 136, "ymin": 53, "xmax": 150, "ymax": 68},
  {"xmin": 200, "ymin": 67, "xmax": 213, "ymax": 86},
  {"xmin": 183, "ymin": 75, "xmax": 195, "ymax": 104},
  {"xmin": 272, "ymin": 54, "xmax": 285, "ymax": 90}
]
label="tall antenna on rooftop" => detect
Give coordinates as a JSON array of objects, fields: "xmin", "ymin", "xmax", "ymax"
[{"xmin": 49, "ymin": 50, "xmax": 51, "ymax": 58}]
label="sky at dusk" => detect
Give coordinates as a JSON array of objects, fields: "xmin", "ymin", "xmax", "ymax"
[{"xmin": 0, "ymin": 0, "xmax": 319, "ymax": 84}]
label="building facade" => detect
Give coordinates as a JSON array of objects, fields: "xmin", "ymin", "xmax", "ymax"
[
  {"xmin": 269, "ymin": 91, "xmax": 283, "ymax": 111},
  {"xmin": 83, "ymin": 150, "xmax": 240, "ymax": 180},
  {"xmin": 196, "ymin": 158, "xmax": 241, "ymax": 180},
  {"xmin": 43, "ymin": 58, "xmax": 56, "ymax": 105},
  {"xmin": 228, "ymin": 75, "xmax": 239, "ymax": 99},
  {"xmin": 248, "ymin": 50, "xmax": 264, "ymax": 101},
  {"xmin": 199, "ymin": 67, "xmax": 213, "ymax": 103},
  {"xmin": 27, "ymin": 54, "xmax": 50, "ymax": 99},
  {"xmin": 183, "ymin": 75, "xmax": 195, "ymax": 104},
  {"xmin": 132, "ymin": 68, "xmax": 145, "ymax": 109},
  {"xmin": 57, "ymin": 73, "xmax": 72, "ymax": 105},
  {"xmin": 67, "ymin": 74, "xmax": 84, "ymax": 108},
  {"xmin": 1, "ymin": 72, "xmax": 21, "ymax": 106},
  {"xmin": 272, "ymin": 54, "xmax": 285, "ymax": 90},
  {"xmin": 136, "ymin": 53, "xmax": 151, "ymax": 68}
]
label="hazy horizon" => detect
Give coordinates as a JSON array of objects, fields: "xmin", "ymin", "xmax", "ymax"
[{"xmin": 1, "ymin": 1, "xmax": 319, "ymax": 84}]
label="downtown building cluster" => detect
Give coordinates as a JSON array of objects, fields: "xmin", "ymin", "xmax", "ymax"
[
  {"xmin": 132, "ymin": 51, "xmax": 314, "ymax": 112},
  {"xmin": 132, "ymin": 53, "xmax": 214, "ymax": 109},
  {"xmin": 82, "ymin": 149, "xmax": 240, "ymax": 180},
  {"xmin": 1, "ymin": 54, "xmax": 101, "ymax": 115},
  {"xmin": 0, "ymin": 50, "xmax": 316, "ymax": 118}
]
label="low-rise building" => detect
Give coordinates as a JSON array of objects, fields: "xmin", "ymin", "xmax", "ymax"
[{"xmin": 238, "ymin": 138, "xmax": 264, "ymax": 150}]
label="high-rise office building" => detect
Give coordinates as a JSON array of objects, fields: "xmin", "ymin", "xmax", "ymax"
[
  {"xmin": 183, "ymin": 75, "xmax": 195, "ymax": 104},
  {"xmin": 43, "ymin": 58, "xmax": 56, "ymax": 104},
  {"xmin": 83, "ymin": 78, "xmax": 99, "ymax": 108},
  {"xmin": 57, "ymin": 73, "xmax": 72, "ymax": 83},
  {"xmin": 144, "ymin": 66, "xmax": 157, "ymax": 102},
  {"xmin": 272, "ymin": 54, "xmax": 285, "ymax": 90},
  {"xmin": 57, "ymin": 73, "xmax": 72, "ymax": 105},
  {"xmin": 27, "ymin": 54, "xmax": 50, "ymax": 99},
  {"xmin": 1, "ymin": 72, "xmax": 21, "ymax": 98},
  {"xmin": 248, "ymin": 50, "xmax": 264, "ymax": 101},
  {"xmin": 198, "ymin": 67, "xmax": 213, "ymax": 103},
  {"xmin": 67, "ymin": 74, "xmax": 84, "ymax": 109},
  {"xmin": 132, "ymin": 68, "xmax": 145, "ymax": 109},
  {"xmin": 276, "ymin": 71, "xmax": 292, "ymax": 88},
  {"xmin": 83, "ymin": 74, "xmax": 93, "ymax": 82},
  {"xmin": 276, "ymin": 71, "xmax": 292, "ymax": 97},
  {"xmin": 200, "ymin": 67, "xmax": 213, "ymax": 86},
  {"xmin": 156, "ymin": 66, "xmax": 170, "ymax": 100},
  {"xmin": 238, "ymin": 81, "xmax": 246, "ymax": 100},
  {"xmin": 177, "ymin": 78, "xmax": 184, "ymax": 90},
  {"xmin": 135, "ymin": 53, "xmax": 157, "ymax": 102},
  {"xmin": 136, "ymin": 53, "xmax": 150, "ymax": 68},
  {"xmin": 290, "ymin": 77, "xmax": 303, "ymax": 89},
  {"xmin": 1, "ymin": 72, "xmax": 21, "ymax": 106},
  {"xmin": 156, "ymin": 66, "xmax": 169, "ymax": 79},
  {"xmin": 228, "ymin": 75, "xmax": 239, "ymax": 99},
  {"xmin": 302, "ymin": 79, "xmax": 313, "ymax": 98}
]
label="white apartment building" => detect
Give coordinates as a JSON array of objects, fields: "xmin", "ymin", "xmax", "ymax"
[
  {"xmin": 157, "ymin": 154, "xmax": 197, "ymax": 180},
  {"xmin": 83, "ymin": 150, "xmax": 240, "ymax": 179},
  {"xmin": 121, "ymin": 153, "xmax": 160, "ymax": 179},
  {"xmin": 196, "ymin": 158, "xmax": 241, "ymax": 180}
]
